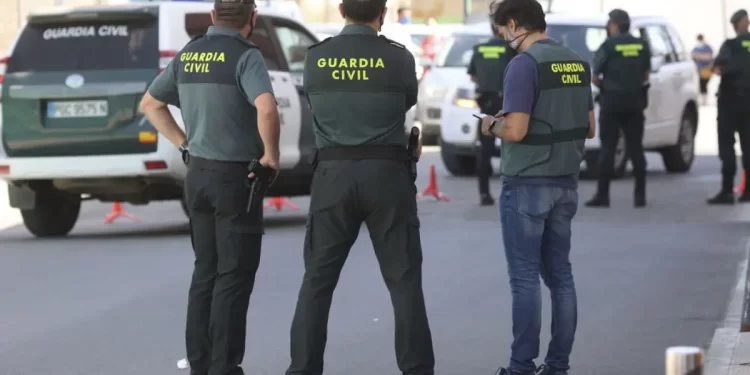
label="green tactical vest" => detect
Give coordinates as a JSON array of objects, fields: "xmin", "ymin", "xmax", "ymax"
[
  {"xmin": 176, "ymin": 32, "xmax": 262, "ymax": 162},
  {"xmin": 501, "ymin": 41, "xmax": 591, "ymax": 177}
]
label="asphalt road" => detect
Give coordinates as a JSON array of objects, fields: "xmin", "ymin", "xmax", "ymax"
[{"xmin": 1, "ymin": 107, "xmax": 748, "ymax": 375}]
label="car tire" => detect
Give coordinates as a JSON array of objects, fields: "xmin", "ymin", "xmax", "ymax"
[
  {"xmin": 660, "ymin": 108, "xmax": 696, "ymax": 173},
  {"xmin": 582, "ymin": 130, "xmax": 627, "ymax": 179},
  {"xmin": 21, "ymin": 189, "xmax": 81, "ymax": 238},
  {"xmin": 441, "ymin": 146, "xmax": 477, "ymax": 176}
]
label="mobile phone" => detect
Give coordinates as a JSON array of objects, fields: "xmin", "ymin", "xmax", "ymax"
[{"xmin": 472, "ymin": 113, "xmax": 493, "ymax": 119}]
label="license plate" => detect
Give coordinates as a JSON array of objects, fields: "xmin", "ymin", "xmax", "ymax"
[{"xmin": 48, "ymin": 100, "xmax": 108, "ymax": 118}]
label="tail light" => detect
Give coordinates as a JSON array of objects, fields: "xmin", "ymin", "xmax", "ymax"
[
  {"xmin": 0, "ymin": 165, "xmax": 9, "ymax": 175},
  {"xmin": 159, "ymin": 50, "xmax": 177, "ymax": 73},
  {"xmin": 0, "ymin": 57, "xmax": 8, "ymax": 102},
  {"xmin": 144, "ymin": 160, "xmax": 168, "ymax": 170}
]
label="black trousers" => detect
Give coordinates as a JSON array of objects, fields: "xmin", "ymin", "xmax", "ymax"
[
  {"xmin": 476, "ymin": 91, "xmax": 503, "ymax": 195},
  {"xmin": 598, "ymin": 110, "xmax": 647, "ymax": 179},
  {"xmin": 184, "ymin": 157, "xmax": 263, "ymax": 375},
  {"xmin": 287, "ymin": 159, "xmax": 434, "ymax": 375},
  {"xmin": 717, "ymin": 94, "xmax": 750, "ymax": 192}
]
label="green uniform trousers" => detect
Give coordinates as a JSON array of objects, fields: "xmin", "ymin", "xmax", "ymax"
[{"xmin": 286, "ymin": 159, "xmax": 435, "ymax": 375}]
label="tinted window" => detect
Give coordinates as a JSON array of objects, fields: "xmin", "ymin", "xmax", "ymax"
[
  {"xmin": 272, "ymin": 20, "xmax": 316, "ymax": 72},
  {"xmin": 8, "ymin": 19, "xmax": 159, "ymax": 73},
  {"xmin": 183, "ymin": 13, "xmax": 283, "ymax": 71},
  {"xmin": 436, "ymin": 34, "xmax": 489, "ymax": 67},
  {"xmin": 546, "ymin": 24, "xmax": 608, "ymax": 63}
]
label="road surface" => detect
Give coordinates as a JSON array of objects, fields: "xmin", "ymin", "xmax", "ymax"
[{"xmin": 0, "ymin": 107, "xmax": 747, "ymax": 375}]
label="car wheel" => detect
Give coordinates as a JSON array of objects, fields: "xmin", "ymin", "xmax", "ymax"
[
  {"xmin": 441, "ymin": 146, "xmax": 477, "ymax": 176},
  {"xmin": 21, "ymin": 189, "xmax": 81, "ymax": 238},
  {"xmin": 660, "ymin": 108, "xmax": 696, "ymax": 173},
  {"xmin": 582, "ymin": 130, "xmax": 627, "ymax": 179}
]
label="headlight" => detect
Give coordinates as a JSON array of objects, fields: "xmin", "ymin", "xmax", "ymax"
[{"xmin": 452, "ymin": 88, "xmax": 478, "ymax": 109}]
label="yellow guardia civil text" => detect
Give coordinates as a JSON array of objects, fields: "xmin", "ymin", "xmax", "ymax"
[
  {"xmin": 550, "ymin": 62, "xmax": 586, "ymax": 84},
  {"xmin": 180, "ymin": 51, "xmax": 226, "ymax": 73},
  {"xmin": 317, "ymin": 57, "xmax": 385, "ymax": 80},
  {"xmin": 614, "ymin": 43, "xmax": 643, "ymax": 57}
]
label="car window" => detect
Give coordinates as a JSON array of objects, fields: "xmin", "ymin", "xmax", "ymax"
[
  {"xmin": 8, "ymin": 18, "xmax": 158, "ymax": 73},
  {"xmin": 436, "ymin": 34, "xmax": 489, "ymax": 67},
  {"xmin": 183, "ymin": 13, "xmax": 283, "ymax": 71},
  {"xmin": 630, "ymin": 28, "xmax": 642, "ymax": 38},
  {"xmin": 546, "ymin": 24, "xmax": 608, "ymax": 63},
  {"xmin": 644, "ymin": 25, "xmax": 673, "ymax": 63},
  {"xmin": 665, "ymin": 25, "xmax": 687, "ymax": 61},
  {"xmin": 272, "ymin": 21, "xmax": 316, "ymax": 72}
]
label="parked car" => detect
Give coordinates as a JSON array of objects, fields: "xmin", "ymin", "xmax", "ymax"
[
  {"xmin": 0, "ymin": 2, "xmax": 320, "ymax": 237},
  {"xmin": 439, "ymin": 14, "xmax": 699, "ymax": 178}
]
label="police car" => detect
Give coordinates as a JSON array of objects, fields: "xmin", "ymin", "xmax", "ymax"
[
  {"xmin": 0, "ymin": 1, "xmax": 320, "ymax": 237},
  {"xmin": 439, "ymin": 14, "xmax": 700, "ymax": 178}
]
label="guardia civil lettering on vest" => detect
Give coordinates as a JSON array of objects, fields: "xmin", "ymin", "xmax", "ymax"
[{"xmin": 315, "ymin": 57, "xmax": 386, "ymax": 80}]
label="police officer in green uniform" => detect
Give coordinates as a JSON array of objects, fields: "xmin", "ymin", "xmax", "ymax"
[
  {"xmin": 468, "ymin": 24, "xmax": 512, "ymax": 206},
  {"xmin": 585, "ymin": 9, "xmax": 652, "ymax": 208},
  {"xmin": 139, "ymin": 1, "xmax": 280, "ymax": 374},
  {"xmin": 285, "ymin": 0, "xmax": 434, "ymax": 374},
  {"xmin": 707, "ymin": 9, "xmax": 750, "ymax": 205}
]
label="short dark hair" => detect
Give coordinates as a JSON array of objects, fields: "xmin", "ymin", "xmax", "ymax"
[
  {"xmin": 398, "ymin": 7, "xmax": 410, "ymax": 14},
  {"xmin": 490, "ymin": 0, "xmax": 546, "ymax": 32},
  {"xmin": 697, "ymin": 34, "xmax": 704, "ymax": 40},
  {"xmin": 213, "ymin": 1, "xmax": 255, "ymax": 29},
  {"xmin": 342, "ymin": 0, "xmax": 387, "ymax": 23}
]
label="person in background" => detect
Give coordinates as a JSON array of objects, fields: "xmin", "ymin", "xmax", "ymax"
[
  {"xmin": 692, "ymin": 34, "xmax": 714, "ymax": 105},
  {"xmin": 420, "ymin": 17, "xmax": 441, "ymax": 62},
  {"xmin": 397, "ymin": 6, "xmax": 412, "ymax": 24}
]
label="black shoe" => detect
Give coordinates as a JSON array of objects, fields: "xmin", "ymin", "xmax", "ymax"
[
  {"xmin": 495, "ymin": 368, "xmax": 534, "ymax": 375},
  {"xmin": 535, "ymin": 365, "xmax": 567, "ymax": 375},
  {"xmin": 585, "ymin": 195, "xmax": 610, "ymax": 208},
  {"xmin": 707, "ymin": 191, "xmax": 735, "ymax": 205},
  {"xmin": 634, "ymin": 194, "xmax": 646, "ymax": 208},
  {"xmin": 480, "ymin": 193, "xmax": 495, "ymax": 206}
]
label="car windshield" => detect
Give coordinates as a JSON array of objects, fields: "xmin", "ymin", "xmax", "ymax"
[
  {"xmin": 436, "ymin": 33, "xmax": 489, "ymax": 67},
  {"xmin": 546, "ymin": 24, "xmax": 608, "ymax": 63}
]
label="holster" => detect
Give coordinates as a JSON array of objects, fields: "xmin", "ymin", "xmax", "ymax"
[{"xmin": 245, "ymin": 159, "xmax": 277, "ymax": 213}]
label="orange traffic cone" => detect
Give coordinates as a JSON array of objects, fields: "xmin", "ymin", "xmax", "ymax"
[
  {"xmin": 417, "ymin": 164, "xmax": 450, "ymax": 201},
  {"xmin": 264, "ymin": 197, "xmax": 299, "ymax": 211},
  {"xmin": 736, "ymin": 171, "xmax": 747, "ymax": 195},
  {"xmin": 104, "ymin": 202, "xmax": 141, "ymax": 224}
]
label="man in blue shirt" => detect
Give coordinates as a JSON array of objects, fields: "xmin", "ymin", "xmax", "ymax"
[
  {"xmin": 692, "ymin": 34, "xmax": 714, "ymax": 105},
  {"xmin": 479, "ymin": 0, "xmax": 595, "ymax": 373}
]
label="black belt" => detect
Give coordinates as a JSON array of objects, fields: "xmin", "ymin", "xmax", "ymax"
[
  {"xmin": 189, "ymin": 156, "xmax": 251, "ymax": 173},
  {"xmin": 317, "ymin": 145, "xmax": 410, "ymax": 162}
]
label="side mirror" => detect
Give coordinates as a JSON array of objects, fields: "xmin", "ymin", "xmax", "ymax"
[{"xmin": 651, "ymin": 55, "xmax": 665, "ymax": 72}]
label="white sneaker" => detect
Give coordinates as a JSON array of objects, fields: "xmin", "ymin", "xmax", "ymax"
[{"xmin": 177, "ymin": 358, "xmax": 190, "ymax": 370}]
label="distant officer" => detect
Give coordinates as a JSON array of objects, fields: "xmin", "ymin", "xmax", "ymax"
[
  {"xmin": 139, "ymin": 1, "xmax": 281, "ymax": 374},
  {"xmin": 707, "ymin": 9, "xmax": 750, "ymax": 205},
  {"xmin": 285, "ymin": 0, "xmax": 435, "ymax": 374},
  {"xmin": 585, "ymin": 9, "xmax": 652, "ymax": 208},
  {"xmin": 468, "ymin": 24, "xmax": 512, "ymax": 206}
]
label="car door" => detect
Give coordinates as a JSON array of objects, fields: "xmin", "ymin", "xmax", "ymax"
[
  {"xmin": 256, "ymin": 16, "xmax": 305, "ymax": 170},
  {"xmin": 642, "ymin": 24, "xmax": 683, "ymax": 147}
]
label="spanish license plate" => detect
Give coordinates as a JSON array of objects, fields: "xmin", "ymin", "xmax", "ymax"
[{"xmin": 48, "ymin": 100, "xmax": 108, "ymax": 118}]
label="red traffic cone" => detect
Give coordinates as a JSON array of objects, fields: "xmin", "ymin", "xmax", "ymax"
[
  {"xmin": 736, "ymin": 171, "xmax": 747, "ymax": 194},
  {"xmin": 264, "ymin": 197, "xmax": 299, "ymax": 211},
  {"xmin": 417, "ymin": 164, "xmax": 449, "ymax": 201},
  {"xmin": 104, "ymin": 202, "xmax": 141, "ymax": 224}
]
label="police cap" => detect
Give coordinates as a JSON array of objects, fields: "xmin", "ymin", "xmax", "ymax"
[
  {"xmin": 608, "ymin": 9, "xmax": 630, "ymax": 27},
  {"xmin": 730, "ymin": 9, "xmax": 748, "ymax": 25}
]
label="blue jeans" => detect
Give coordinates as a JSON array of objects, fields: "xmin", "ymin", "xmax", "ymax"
[{"xmin": 499, "ymin": 179, "xmax": 579, "ymax": 374}]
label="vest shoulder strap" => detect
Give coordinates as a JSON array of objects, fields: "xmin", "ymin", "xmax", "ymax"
[
  {"xmin": 308, "ymin": 36, "xmax": 333, "ymax": 50},
  {"xmin": 379, "ymin": 35, "xmax": 405, "ymax": 49}
]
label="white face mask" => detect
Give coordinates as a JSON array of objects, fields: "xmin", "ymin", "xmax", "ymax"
[{"xmin": 505, "ymin": 28, "xmax": 529, "ymax": 50}]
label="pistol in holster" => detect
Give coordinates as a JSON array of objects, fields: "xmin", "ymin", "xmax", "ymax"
[
  {"xmin": 245, "ymin": 159, "xmax": 278, "ymax": 213},
  {"xmin": 407, "ymin": 126, "xmax": 420, "ymax": 182}
]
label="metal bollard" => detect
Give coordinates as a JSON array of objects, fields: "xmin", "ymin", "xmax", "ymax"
[{"xmin": 666, "ymin": 347, "xmax": 704, "ymax": 375}]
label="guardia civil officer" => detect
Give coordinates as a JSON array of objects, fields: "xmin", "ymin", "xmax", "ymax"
[
  {"xmin": 480, "ymin": 0, "xmax": 595, "ymax": 373},
  {"xmin": 707, "ymin": 9, "xmax": 750, "ymax": 205},
  {"xmin": 468, "ymin": 23, "xmax": 512, "ymax": 206},
  {"xmin": 139, "ymin": 1, "xmax": 280, "ymax": 374},
  {"xmin": 285, "ymin": 0, "xmax": 434, "ymax": 374},
  {"xmin": 585, "ymin": 9, "xmax": 652, "ymax": 208}
]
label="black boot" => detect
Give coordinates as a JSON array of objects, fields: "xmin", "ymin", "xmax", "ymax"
[
  {"xmin": 634, "ymin": 174, "xmax": 646, "ymax": 208},
  {"xmin": 708, "ymin": 174, "xmax": 736, "ymax": 205},
  {"xmin": 480, "ymin": 193, "xmax": 495, "ymax": 206},
  {"xmin": 585, "ymin": 178, "xmax": 610, "ymax": 208}
]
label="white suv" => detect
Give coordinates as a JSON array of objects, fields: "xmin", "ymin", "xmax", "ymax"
[{"xmin": 439, "ymin": 14, "xmax": 699, "ymax": 178}]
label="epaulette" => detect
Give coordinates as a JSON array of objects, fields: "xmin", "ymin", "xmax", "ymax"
[
  {"xmin": 308, "ymin": 37, "xmax": 332, "ymax": 50},
  {"xmin": 379, "ymin": 35, "xmax": 405, "ymax": 49},
  {"xmin": 188, "ymin": 34, "xmax": 204, "ymax": 44}
]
